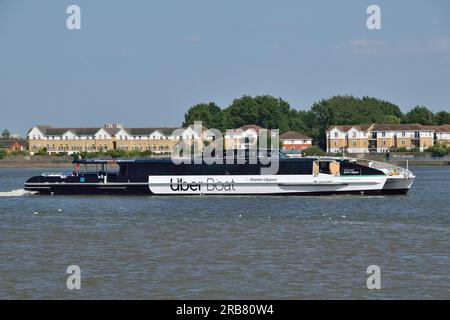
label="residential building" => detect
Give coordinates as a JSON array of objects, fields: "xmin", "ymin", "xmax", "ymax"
[
  {"xmin": 372, "ymin": 124, "xmax": 434, "ymax": 152},
  {"xmin": 27, "ymin": 124, "xmax": 205, "ymax": 155},
  {"xmin": 326, "ymin": 123, "xmax": 450, "ymax": 153},
  {"xmin": 326, "ymin": 125, "xmax": 373, "ymax": 153},
  {"xmin": 431, "ymin": 124, "xmax": 450, "ymax": 144},
  {"xmin": 0, "ymin": 139, "xmax": 27, "ymax": 152},
  {"xmin": 280, "ymin": 131, "xmax": 312, "ymax": 156},
  {"xmin": 225, "ymin": 125, "xmax": 265, "ymax": 150}
]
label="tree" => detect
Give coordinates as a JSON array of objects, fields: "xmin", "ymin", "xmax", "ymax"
[
  {"xmin": 301, "ymin": 145, "xmax": 326, "ymax": 156},
  {"xmin": 288, "ymin": 109, "xmax": 309, "ymax": 133},
  {"xmin": 183, "ymin": 102, "xmax": 224, "ymax": 131},
  {"xmin": 35, "ymin": 147, "xmax": 47, "ymax": 155},
  {"xmin": 435, "ymin": 111, "xmax": 450, "ymax": 125},
  {"xmin": 0, "ymin": 149, "xmax": 6, "ymax": 159},
  {"xmin": 106, "ymin": 149, "xmax": 127, "ymax": 158},
  {"xmin": 381, "ymin": 114, "xmax": 401, "ymax": 124},
  {"xmin": 223, "ymin": 95, "xmax": 292, "ymax": 131},
  {"xmin": 2, "ymin": 129, "xmax": 10, "ymax": 139},
  {"xmin": 139, "ymin": 150, "xmax": 152, "ymax": 157},
  {"xmin": 304, "ymin": 95, "xmax": 402, "ymax": 148},
  {"xmin": 427, "ymin": 142, "xmax": 449, "ymax": 157},
  {"xmin": 403, "ymin": 105, "xmax": 436, "ymax": 125}
]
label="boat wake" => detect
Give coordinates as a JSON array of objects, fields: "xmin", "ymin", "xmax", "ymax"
[{"xmin": 0, "ymin": 189, "xmax": 37, "ymax": 197}]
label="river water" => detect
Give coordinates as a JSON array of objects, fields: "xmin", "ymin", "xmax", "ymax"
[{"xmin": 0, "ymin": 166, "xmax": 448, "ymax": 299}]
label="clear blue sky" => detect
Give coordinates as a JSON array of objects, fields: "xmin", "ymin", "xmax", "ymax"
[{"xmin": 1, "ymin": 0, "xmax": 449, "ymax": 136}]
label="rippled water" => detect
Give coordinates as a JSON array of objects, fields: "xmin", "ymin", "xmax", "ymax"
[{"xmin": 0, "ymin": 166, "xmax": 449, "ymax": 299}]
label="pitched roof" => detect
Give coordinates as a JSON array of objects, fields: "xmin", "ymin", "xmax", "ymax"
[
  {"xmin": 26, "ymin": 125, "xmax": 50, "ymax": 135},
  {"xmin": 326, "ymin": 123, "xmax": 450, "ymax": 132},
  {"xmin": 103, "ymin": 127, "xmax": 121, "ymax": 136},
  {"xmin": 372, "ymin": 123, "xmax": 429, "ymax": 131},
  {"xmin": 125, "ymin": 127, "xmax": 180, "ymax": 136},
  {"xmin": 326, "ymin": 124, "xmax": 372, "ymax": 132},
  {"xmin": 45, "ymin": 128, "xmax": 102, "ymax": 136},
  {"xmin": 430, "ymin": 124, "xmax": 450, "ymax": 132},
  {"xmin": 280, "ymin": 131, "xmax": 312, "ymax": 140},
  {"xmin": 239, "ymin": 124, "xmax": 264, "ymax": 132},
  {"xmin": 0, "ymin": 139, "xmax": 27, "ymax": 148},
  {"xmin": 28, "ymin": 126, "xmax": 186, "ymax": 137}
]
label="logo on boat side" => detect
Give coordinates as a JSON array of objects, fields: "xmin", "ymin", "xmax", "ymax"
[
  {"xmin": 343, "ymin": 168, "xmax": 361, "ymax": 175},
  {"xmin": 169, "ymin": 178, "xmax": 236, "ymax": 192}
]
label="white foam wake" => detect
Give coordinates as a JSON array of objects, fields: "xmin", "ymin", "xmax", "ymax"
[{"xmin": 0, "ymin": 189, "xmax": 37, "ymax": 197}]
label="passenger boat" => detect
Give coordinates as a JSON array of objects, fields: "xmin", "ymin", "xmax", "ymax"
[{"xmin": 24, "ymin": 151, "xmax": 415, "ymax": 196}]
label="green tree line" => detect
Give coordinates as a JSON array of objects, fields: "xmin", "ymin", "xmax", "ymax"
[{"xmin": 182, "ymin": 95, "xmax": 450, "ymax": 149}]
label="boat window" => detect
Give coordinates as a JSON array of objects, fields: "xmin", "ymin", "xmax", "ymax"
[
  {"xmin": 319, "ymin": 161, "xmax": 331, "ymax": 174},
  {"xmin": 313, "ymin": 161, "xmax": 319, "ymax": 176},
  {"xmin": 119, "ymin": 165, "xmax": 128, "ymax": 176},
  {"xmin": 329, "ymin": 161, "xmax": 340, "ymax": 176}
]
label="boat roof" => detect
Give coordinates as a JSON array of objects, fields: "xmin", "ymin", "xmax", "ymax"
[{"xmin": 71, "ymin": 156, "xmax": 349, "ymax": 164}]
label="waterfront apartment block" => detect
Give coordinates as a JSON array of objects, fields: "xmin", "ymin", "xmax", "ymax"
[
  {"xmin": 27, "ymin": 124, "xmax": 206, "ymax": 155},
  {"xmin": 326, "ymin": 124, "xmax": 450, "ymax": 153}
]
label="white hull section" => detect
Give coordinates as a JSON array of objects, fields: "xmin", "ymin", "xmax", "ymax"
[
  {"xmin": 148, "ymin": 174, "xmax": 387, "ymax": 195},
  {"xmin": 383, "ymin": 176, "xmax": 415, "ymax": 191}
]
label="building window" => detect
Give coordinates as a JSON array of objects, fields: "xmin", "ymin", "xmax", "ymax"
[
  {"xmin": 352, "ymin": 132, "xmax": 356, "ymax": 138},
  {"xmin": 352, "ymin": 140, "xmax": 356, "ymax": 146},
  {"xmin": 402, "ymin": 131, "xmax": 406, "ymax": 137},
  {"xmin": 401, "ymin": 140, "xmax": 405, "ymax": 145},
  {"xmin": 382, "ymin": 132, "xmax": 386, "ymax": 137}
]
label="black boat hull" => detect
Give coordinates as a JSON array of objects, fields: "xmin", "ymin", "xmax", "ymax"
[{"xmin": 24, "ymin": 183, "xmax": 393, "ymax": 196}]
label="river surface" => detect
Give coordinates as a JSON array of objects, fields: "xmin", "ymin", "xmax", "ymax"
[{"xmin": 0, "ymin": 166, "xmax": 448, "ymax": 299}]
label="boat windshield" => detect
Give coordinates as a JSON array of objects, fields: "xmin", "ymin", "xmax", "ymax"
[{"xmin": 74, "ymin": 162, "xmax": 119, "ymax": 174}]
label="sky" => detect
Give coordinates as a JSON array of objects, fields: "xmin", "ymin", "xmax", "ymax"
[{"xmin": 0, "ymin": 0, "xmax": 450, "ymax": 136}]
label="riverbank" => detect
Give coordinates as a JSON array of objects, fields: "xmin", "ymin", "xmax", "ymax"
[
  {"xmin": 345, "ymin": 152, "xmax": 450, "ymax": 166},
  {"xmin": 388, "ymin": 160, "xmax": 450, "ymax": 166},
  {"xmin": 0, "ymin": 155, "xmax": 73, "ymax": 168}
]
